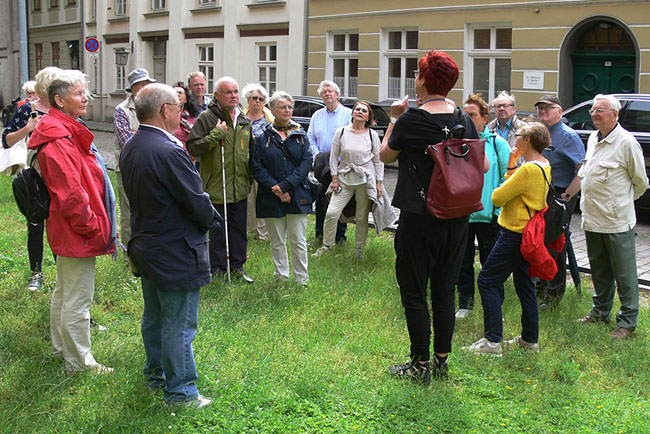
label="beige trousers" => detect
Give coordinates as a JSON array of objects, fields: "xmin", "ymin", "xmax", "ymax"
[{"xmin": 323, "ymin": 183, "xmax": 370, "ymax": 249}]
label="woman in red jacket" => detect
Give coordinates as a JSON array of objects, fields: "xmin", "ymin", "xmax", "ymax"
[{"xmin": 28, "ymin": 70, "xmax": 117, "ymax": 374}]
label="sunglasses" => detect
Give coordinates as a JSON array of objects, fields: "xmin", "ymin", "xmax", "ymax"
[{"xmin": 250, "ymin": 96, "xmax": 264, "ymax": 102}]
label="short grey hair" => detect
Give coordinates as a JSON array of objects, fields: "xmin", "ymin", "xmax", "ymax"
[
  {"xmin": 317, "ymin": 80, "xmax": 340, "ymax": 96},
  {"xmin": 241, "ymin": 83, "xmax": 269, "ymax": 102},
  {"xmin": 35, "ymin": 66, "xmax": 64, "ymax": 99},
  {"xmin": 492, "ymin": 90, "xmax": 516, "ymax": 107},
  {"xmin": 215, "ymin": 76, "xmax": 239, "ymax": 94},
  {"xmin": 48, "ymin": 69, "xmax": 89, "ymax": 109},
  {"xmin": 268, "ymin": 91, "xmax": 294, "ymax": 109},
  {"xmin": 22, "ymin": 81, "xmax": 36, "ymax": 95},
  {"xmin": 135, "ymin": 83, "xmax": 179, "ymax": 122},
  {"xmin": 593, "ymin": 94, "xmax": 621, "ymax": 112}
]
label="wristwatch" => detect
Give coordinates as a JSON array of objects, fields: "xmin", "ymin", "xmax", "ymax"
[{"xmin": 390, "ymin": 117, "xmax": 398, "ymax": 124}]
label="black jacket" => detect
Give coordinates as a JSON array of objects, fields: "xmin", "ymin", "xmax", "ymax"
[{"xmin": 120, "ymin": 125, "xmax": 221, "ymax": 291}]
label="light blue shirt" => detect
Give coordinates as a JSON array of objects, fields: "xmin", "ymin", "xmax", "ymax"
[{"xmin": 307, "ymin": 103, "xmax": 352, "ymax": 158}]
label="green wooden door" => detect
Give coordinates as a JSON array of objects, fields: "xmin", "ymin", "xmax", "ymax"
[{"xmin": 572, "ymin": 52, "xmax": 635, "ymax": 106}]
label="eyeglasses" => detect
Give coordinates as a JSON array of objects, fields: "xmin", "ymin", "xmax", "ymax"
[
  {"xmin": 494, "ymin": 103, "xmax": 514, "ymax": 109},
  {"xmin": 250, "ymin": 96, "xmax": 264, "ymax": 102},
  {"xmin": 354, "ymin": 107, "xmax": 369, "ymax": 113},
  {"xmin": 515, "ymin": 133, "xmax": 527, "ymax": 137},
  {"xmin": 277, "ymin": 105, "xmax": 294, "ymax": 111},
  {"xmin": 536, "ymin": 105, "xmax": 560, "ymax": 112},
  {"xmin": 589, "ymin": 108, "xmax": 614, "ymax": 115},
  {"xmin": 160, "ymin": 102, "xmax": 182, "ymax": 113}
]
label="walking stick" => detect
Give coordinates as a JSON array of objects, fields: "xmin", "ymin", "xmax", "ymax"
[{"xmin": 221, "ymin": 140, "xmax": 231, "ymax": 284}]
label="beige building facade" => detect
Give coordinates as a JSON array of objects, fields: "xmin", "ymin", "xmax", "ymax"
[
  {"xmin": 307, "ymin": 0, "xmax": 650, "ymax": 111},
  {"xmin": 84, "ymin": 0, "xmax": 308, "ymax": 122}
]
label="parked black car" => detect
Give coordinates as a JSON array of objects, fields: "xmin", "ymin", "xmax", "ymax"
[
  {"xmin": 291, "ymin": 96, "xmax": 390, "ymax": 140},
  {"xmin": 563, "ymin": 93, "xmax": 650, "ymax": 209}
]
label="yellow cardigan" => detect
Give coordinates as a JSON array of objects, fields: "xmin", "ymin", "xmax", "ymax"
[{"xmin": 492, "ymin": 161, "xmax": 551, "ymax": 233}]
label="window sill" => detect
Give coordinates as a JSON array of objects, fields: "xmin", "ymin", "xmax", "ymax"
[
  {"xmin": 246, "ymin": 1, "xmax": 286, "ymax": 9},
  {"xmin": 109, "ymin": 91, "xmax": 127, "ymax": 97},
  {"xmin": 190, "ymin": 6, "xmax": 222, "ymax": 14},
  {"xmin": 108, "ymin": 16, "xmax": 129, "ymax": 22},
  {"xmin": 144, "ymin": 10, "xmax": 169, "ymax": 17}
]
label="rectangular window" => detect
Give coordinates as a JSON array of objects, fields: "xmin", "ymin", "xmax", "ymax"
[
  {"xmin": 115, "ymin": 49, "xmax": 126, "ymax": 90},
  {"xmin": 35, "ymin": 44, "xmax": 43, "ymax": 72},
  {"xmin": 257, "ymin": 44, "xmax": 277, "ymax": 94},
  {"xmin": 329, "ymin": 32, "xmax": 359, "ymax": 98},
  {"xmin": 49, "ymin": 0, "xmax": 59, "ymax": 8},
  {"xmin": 65, "ymin": 0, "xmax": 77, "ymax": 6},
  {"xmin": 383, "ymin": 29, "xmax": 418, "ymax": 99},
  {"xmin": 91, "ymin": 0, "xmax": 96, "ymax": 18},
  {"xmin": 151, "ymin": 0, "xmax": 165, "ymax": 10},
  {"xmin": 199, "ymin": 0, "xmax": 216, "ymax": 6},
  {"xmin": 114, "ymin": 0, "xmax": 126, "ymax": 16},
  {"xmin": 33, "ymin": 0, "xmax": 41, "ymax": 11},
  {"xmin": 198, "ymin": 45, "xmax": 214, "ymax": 94},
  {"xmin": 51, "ymin": 42, "xmax": 60, "ymax": 67},
  {"xmin": 467, "ymin": 25, "xmax": 512, "ymax": 103}
]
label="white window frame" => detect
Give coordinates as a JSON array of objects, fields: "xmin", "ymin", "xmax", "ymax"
[
  {"xmin": 464, "ymin": 23, "xmax": 512, "ymax": 104},
  {"xmin": 151, "ymin": 0, "xmax": 166, "ymax": 10},
  {"xmin": 257, "ymin": 43, "xmax": 277, "ymax": 95},
  {"xmin": 328, "ymin": 31, "xmax": 359, "ymax": 98},
  {"xmin": 380, "ymin": 28, "xmax": 419, "ymax": 101},
  {"xmin": 91, "ymin": 0, "xmax": 96, "ymax": 19},
  {"xmin": 199, "ymin": 0, "xmax": 216, "ymax": 6},
  {"xmin": 115, "ymin": 48, "xmax": 126, "ymax": 91},
  {"xmin": 198, "ymin": 45, "xmax": 215, "ymax": 94},
  {"xmin": 33, "ymin": 0, "xmax": 42, "ymax": 11},
  {"xmin": 114, "ymin": 0, "xmax": 126, "ymax": 16}
]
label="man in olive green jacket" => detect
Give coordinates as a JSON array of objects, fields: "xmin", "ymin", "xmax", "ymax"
[{"xmin": 187, "ymin": 76, "xmax": 255, "ymax": 283}]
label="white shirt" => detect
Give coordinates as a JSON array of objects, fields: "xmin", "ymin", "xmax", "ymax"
[
  {"xmin": 579, "ymin": 123, "xmax": 649, "ymax": 233},
  {"xmin": 140, "ymin": 123, "xmax": 185, "ymax": 149}
]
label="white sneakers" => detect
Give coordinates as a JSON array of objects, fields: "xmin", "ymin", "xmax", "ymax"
[
  {"xmin": 455, "ymin": 309, "xmax": 471, "ymax": 320},
  {"xmin": 463, "ymin": 338, "xmax": 503, "ymax": 356},
  {"xmin": 504, "ymin": 335, "xmax": 540, "ymax": 352},
  {"xmin": 312, "ymin": 246, "xmax": 330, "ymax": 257}
]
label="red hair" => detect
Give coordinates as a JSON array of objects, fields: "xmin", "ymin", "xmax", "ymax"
[{"xmin": 418, "ymin": 50, "xmax": 459, "ymax": 97}]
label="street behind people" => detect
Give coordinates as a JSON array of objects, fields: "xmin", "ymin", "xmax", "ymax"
[
  {"xmin": 535, "ymin": 95, "xmax": 585, "ymax": 309},
  {"xmin": 120, "ymin": 83, "xmax": 220, "ymax": 408},
  {"xmin": 30, "ymin": 69, "xmax": 117, "ymax": 374},
  {"xmin": 187, "ymin": 76, "xmax": 255, "ymax": 283},
  {"xmin": 381, "ymin": 50, "xmax": 479, "ymax": 384},
  {"xmin": 464, "ymin": 122, "xmax": 551, "ymax": 356},
  {"xmin": 577, "ymin": 94, "xmax": 649, "ymax": 340},
  {"xmin": 455, "ymin": 93, "xmax": 510, "ymax": 320},
  {"xmin": 251, "ymin": 91, "xmax": 312, "ymax": 286},
  {"xmin": 2, "ymin": 66, "xmax": 62, "ymax": 291},
  {"xmin": 313, "ymin": 101, "xmax": 386, "ymax": 257}
]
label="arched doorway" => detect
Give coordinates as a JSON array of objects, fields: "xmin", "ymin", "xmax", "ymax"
[{"xmin": 569, "ymin": 20, "xmax": 636, "ymax": 105}]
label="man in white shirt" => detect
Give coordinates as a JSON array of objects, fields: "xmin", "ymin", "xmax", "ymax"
[{"xmin": 577, "ymin": 94, "xmax": 649, "ymax": 339}]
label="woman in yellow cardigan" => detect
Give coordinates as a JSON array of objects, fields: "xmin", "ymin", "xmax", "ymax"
[{"xmin": 464, "ymin": 122, "xmax": 551, "ymax": 356}]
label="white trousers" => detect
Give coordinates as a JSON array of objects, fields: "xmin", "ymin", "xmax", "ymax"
[
  {"xmin": 265, "ymin": 214, "xmax": 309, "ymax": 284},
  {"xmin": 323, "ymin": 183, "xmax": 370, "ymax": 249},
  {"xmin": 50, "ymin": 256, "xmax": 98, "ymax": 372}
]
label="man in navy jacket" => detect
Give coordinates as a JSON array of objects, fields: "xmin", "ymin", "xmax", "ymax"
[{"xmin": 120, "ymin": 83, "xmax": 221, "ymax": 408}]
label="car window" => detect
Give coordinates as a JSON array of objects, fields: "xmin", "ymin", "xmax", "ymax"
[
  {"xmin": 622, "ymin": 100, "xmax": 650, "ymax": 133},
  {"xmin": 564, "ymin": 104, "xmax": 594, "ymax": 130},
  {"xmin": 371, "ymin": 106, "xmax": 390, "ymax": 124},
  {"xmin": 308, "ymin": 102, "xmax": 324, "ymax": 117},
  {"xmin": 292, "ymin": 100, "xmax": 310, "ymax": 118}
]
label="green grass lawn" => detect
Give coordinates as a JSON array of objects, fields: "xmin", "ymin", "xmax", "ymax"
[{"xmin": 0, "ymin": 173, "xmax": 649, "ymax": 433}]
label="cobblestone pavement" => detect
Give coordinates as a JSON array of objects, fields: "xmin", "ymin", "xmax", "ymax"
[{"xmin": 90, "ymin": 124, "xmax": 650, "ymax": 289}]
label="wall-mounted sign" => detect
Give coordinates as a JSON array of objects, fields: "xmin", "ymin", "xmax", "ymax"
[{"xmin": 523, "ymin": 71, "xmax": 544, "ymax": 90}]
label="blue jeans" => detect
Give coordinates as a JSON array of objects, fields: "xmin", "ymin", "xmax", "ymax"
[
  {"xmin": 477, "ymin": 228, "xmax": 538, "ymax": 344},
  {"xmin": 141, "ymin": 275, "xmax": 200, "ymax": 403}
]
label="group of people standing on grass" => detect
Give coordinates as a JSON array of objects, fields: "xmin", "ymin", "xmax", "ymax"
[{"xmin": 3, "ymin": 47, "xmax": 648, "ymax": 404}]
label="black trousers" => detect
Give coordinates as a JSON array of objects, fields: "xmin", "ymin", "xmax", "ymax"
[
  {"xmin": 395, "ymin": 211, "xmax": 468, "ymax": 358},
  {"xmin": 209, "ymin": 199, "xmax": 248, "ymax": 274},
  {"xmin": 539, "ymin": 188, "xmax": 579, "ymax": 304},
  {"xmin": 27, "ymin": 220, "xmax": 44, "ymax": 272},
  {"xmin": 457, "ymin": 221, "xmax": 502, "ymax": 309}
]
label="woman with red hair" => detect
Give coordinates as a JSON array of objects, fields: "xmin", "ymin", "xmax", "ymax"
[{"xmin": 381, "ymin": 50, "xmax": 479, "ymax": 383}]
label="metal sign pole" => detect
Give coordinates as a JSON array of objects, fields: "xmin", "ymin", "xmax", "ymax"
[{"xmin": 99, "ymin": 42, "xmax": 103, "ymax": 122}]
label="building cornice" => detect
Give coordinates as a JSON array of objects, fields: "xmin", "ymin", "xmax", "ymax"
[{"xmin": 309, "ymin": 0, "xmax": 650, "ymax": 21}]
